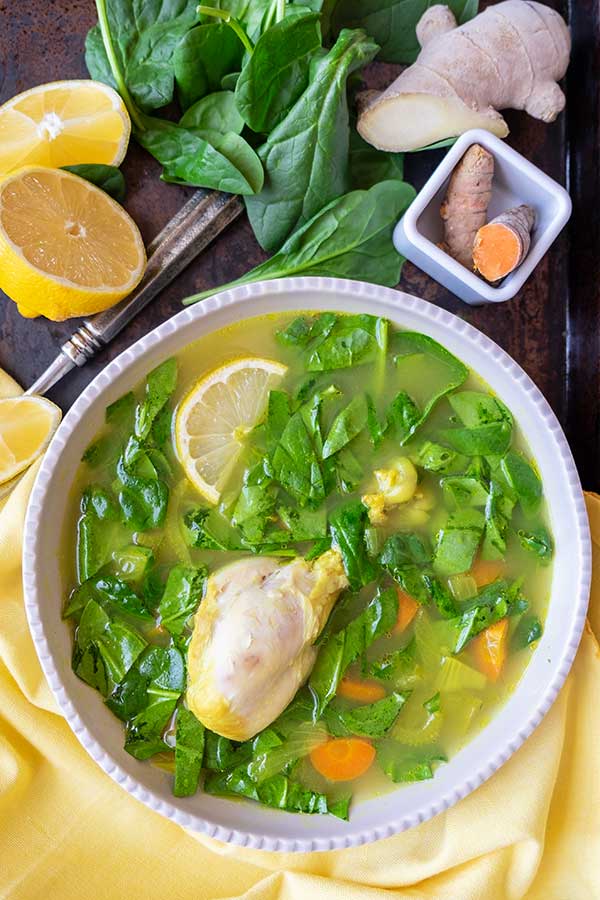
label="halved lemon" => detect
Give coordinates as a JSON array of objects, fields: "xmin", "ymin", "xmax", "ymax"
[
  {"xmin": 0, "ymin": 80, "xmax": 130, "ymax": 174},
  {"xmin": 0, "ymin": 395, "xmax": 61, "ymax": 485},
  {"xmin": 175, "ymin": 357, "xmax": 288, "ymax": 504},
  {"xmin": 0, "ymin": 166, "xmax": 146, "ymax": 320}
]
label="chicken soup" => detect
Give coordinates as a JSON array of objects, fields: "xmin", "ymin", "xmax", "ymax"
[{"xmin": 63, "ymin": 312, "xmax": 553, "ymax": 819}]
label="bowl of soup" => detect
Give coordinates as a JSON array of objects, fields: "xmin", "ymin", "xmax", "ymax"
[{"xmin": 22, "ymin": 277, "xmax": 590, "ymax": 852}]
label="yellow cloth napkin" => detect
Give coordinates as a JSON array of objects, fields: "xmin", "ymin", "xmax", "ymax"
[{"xmin": 1, "ymin": 466, "xmax": 599, "ymax": 899}]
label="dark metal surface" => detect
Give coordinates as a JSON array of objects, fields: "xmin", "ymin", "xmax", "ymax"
[{"xmin": 0, "ymin": 0, "xmax": 597, "ymax": 484}]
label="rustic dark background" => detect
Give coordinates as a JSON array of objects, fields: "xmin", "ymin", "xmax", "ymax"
[{"xmin": 0, "ymin": 0, "xmax": 598, "ymax": 485}]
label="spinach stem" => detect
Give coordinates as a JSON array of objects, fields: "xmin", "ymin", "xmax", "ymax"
[
  {"xmin": 263, "ymin": 0, "xmax": 278, "ymax": 31},
  {"xmin": 275, "ymin": 0, "xmax": 286, "ymax": 23},
  {"xmin": 95, "ymin": 0, "xmax": 145, "ymax": 131},
  {"xmin": 196, "ymin": 5, "xmax": 254, "ymax": 54}
]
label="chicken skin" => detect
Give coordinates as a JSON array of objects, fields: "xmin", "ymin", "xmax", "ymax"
[{"xmin": 186, "ymin": 550, "xmax": 348, "ymax": 741}]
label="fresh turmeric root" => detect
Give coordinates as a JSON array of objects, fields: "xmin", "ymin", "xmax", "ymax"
[
  {"xmin": 440, "ymin": 144, "xmax": 494, "ymax": 268},
  {"xmin": 473, "ymin": 204, "xmax": 535, "ymax": 282}
]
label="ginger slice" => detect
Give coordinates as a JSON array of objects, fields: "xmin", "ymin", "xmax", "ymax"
[{"xmin": 473, "ymin": 204, "xmax": 535, "ymax": 282}]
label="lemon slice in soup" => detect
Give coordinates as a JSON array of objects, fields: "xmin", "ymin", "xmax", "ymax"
[{"xmin": 175, "ymin": 357, "xmax": 287, "ymax": 504}]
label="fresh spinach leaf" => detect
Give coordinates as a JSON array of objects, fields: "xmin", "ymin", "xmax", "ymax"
[
  {"xmin": 180, "ymin": 90, "xmax": 244, "ymax": 134},
  {"xmin": 203, "ymin": 731, "xmax": 238, "ymax": 771},
  {"xmin": 517, "ymin": 525, "xmax": 553, "ymax": 562},
  {"xmin": 138, "ymin": 119, "xmax": 264, "ymax": 194},
  {"xmin": 366, "ymin": 394, "xmax": 386, "ymax": 447},
  {"xmin": 326, "ymin": 691, "xmax": 408, "ymax": 737},
  {"xmin": 64, "ymin": 574, "xmax": 152, "ymax": 622},
  {"xmin": 309, "ymin": 586, "xmax": 398, "ymax": 715},
  {"xmin": 174, "ymin": 707, "xmax": 205, "ymax": 797},
  {"xmin": 86, "ymin": 0, "xmax": 199, "ymax": 112},
  {"xmin": 501, "ymin": 451, "xmax": 542, "ymax": 516},
  {"xmin": 322, "ymin": 395, "xmax": 367, "ymax": 458},
  {"xmin": 62, "ymin": 164, "xmax": 126, "ymax": 201},
  {"xmin": 414, "ymin": 440, "xmax": 464, "ymax": 474},
  {"xmin": 116, "ymin": 450, "xmax": 169, "ymax": 531},
  {"xmin": 232, "ymin": 462, "xmax": 278, "ymax": 542},
  {"xmin": 377, "ymin": 742, "xmax": 446, "ymax": 783},
  {"xmin": 348, "ymin": 127, "xmax": 404, "ymax": 190},
  {"xmin": 434, "ymin": 508, "xmax": 485, "ymax": 576},
  {"xmin": 380, "ymin": 532, "xmax": 431, "ymax": 570},
  {"xmin": 442, "ymin": 475, "xmax": 489, "ymax": 509},
  {"xmin": 328, "ymin": 0, "xmax": 478, "ymax": 64},
  {"xmin": 124, "ymin": 694, "xmax": 178, "ymax": 759},
  {"xmin": 174, "ymin": 23, "xmax": 243, "ymax": 109},
  {"xmin": 279, "ymin": 505, "xmax": 327, "ymax": 540},
  {"xmin": 236, "ymin": 10, "xmax": 322, "ymax": 132},
  {"xmin": 335, "ymin": 447, "xmax": 364, "ymax": 494},
  {"xmin": 106, "ymin": 645, "xmax": 185, "ymax": 720},
  {"xmin": 512, "ymin": 614, "xmax": 543, "ymax": 650},
  {"xmin": 245, "ymin": 28, "xmax": 379, "ymax": 251},
  {"xmin": 204, "ymin": 768, "xmax": 348, "ymax": 818},
  {"xmin": 76, "ymin": 488, "xmax": 126, "ymax": 582},
  {"xmin": 265, "ymin": 390, "xmax": 291, "ymax": 453},
  {"xmin": 184, "ymin": 180, "xmax": 416, "ymax": 303},
  {"xmin": 184, "ymin": 507, "xmax": 246, "ymax": 550},
  {"xmin": 307, "ymin": 315, "xmax": 385, "ymax": 372},
  {"xmin": 158, "ymin": 565, "xmax": 207, "ymax": 637},
  {"xmin": 135, "ymin": 358, "xmax": 177, "ymax": 441},
  {"xmin": 439, "ymin": 422, "xmax": 512, "ymax": 457},
  {"xmin": 109, "ymin": 544, "xmax": 155, "ymax": 588},
  {"xmin": 329, "ymin": 500, "xmax": 377, "ymax": 589},
  {"xmin": 449, "ymin": 391, "xmax": 512, "ymax": 428},
  {"xmin": 424, "ymin": 575, "xmax": 457, "ymax": 619},
  {"xmin": 387, "ymin": 391, "xmax": 420, "ymax": 442},
  {"xmin": 74, "ymin": 600, "xmax": 147, "ymax": 696},
  {"xmin": 482, "ymin": 478, "xmax": 515, "ymax": 560},
  {"xmin": 369, "ymin": 642, "xmax": 420, "ymax": 686},
  {"xmin": 453, "ymin": 581, "xmax": 510, "ymax": 652},
  {"xmin": 272, "ymin": 410, "xmax": 325, "ymax": 506}
]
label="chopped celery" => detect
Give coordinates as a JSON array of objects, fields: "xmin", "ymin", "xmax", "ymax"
[
  {"xmin": 435, "ymin": 656, "xmax": 486, "ymax": 693},
  {"xmin": 448, "ymin": 573, "xmax": 478, "ymax": 602},
  {"xmin": 443, "ymin": 691, "xmax": 483, "ymax": 736},
  {"xmin": 413, "ymin": 612, "xmax": 458, "ymax": 672}
]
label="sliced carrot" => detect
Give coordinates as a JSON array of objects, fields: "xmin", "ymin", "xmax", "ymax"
[
  {"xmin": 338, "ymin": 677, "xmax": 386, "ymax": 703},
  {"xmin": 394, "ymin": 588, "xmax": 420, "ymax": 633},
  {"xmin": 470, "ymin": 558, "xmax": 505, "ymax": 588},
  {"xmin": 310, "ymin": 738, "xmax": 376, "ymax": 782},
  {"xmin": 472, "ymin": 618, "xmax": 509, "ymax": 682}
]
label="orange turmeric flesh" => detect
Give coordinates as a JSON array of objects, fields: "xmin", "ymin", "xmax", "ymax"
[{"xmin": 473, "ymin": 222, "xmax": 522, "ymax": 281}]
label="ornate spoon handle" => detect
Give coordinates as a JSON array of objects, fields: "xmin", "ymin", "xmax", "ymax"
[{"xmin": 27, "ymin": 190, "xmax": 243, "ymax": 396}]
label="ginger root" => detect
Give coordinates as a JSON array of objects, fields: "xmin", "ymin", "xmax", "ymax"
[
  {"xmin": 473, "ymin": 204, "xmax": 536, "ymax": 281},
  {"xmin": 440, "ymin": 143, "xmax": 494, "ymax": 268},
  {"xmin": 357, "ymin": 0, "xmax": 570, "ymax": 152}
]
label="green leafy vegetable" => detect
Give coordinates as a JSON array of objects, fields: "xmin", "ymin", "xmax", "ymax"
[
  {"xmin": 501, "ymin": 451, "xmax": 542, "ymax": 516},
  {"xmin": 62, "ymin": 164, "xmax": 126, "ymax": 201},
  {"xmin": 377, "ymin": 742, "xmax": 446, "ymax": 783},
  {"xmin": 272, "ymin": 410, "xmax": 325, "ymax": 506},
  {"xmin": 137, "ymin": 119, "xmax": 264, "ymax": 194},
  {"xmin": 517, "ymin": 525, "xmax": 554, "ymax": 562},
  {"xmin": 86, "ymin": 0, "xmax": 199, "ymax": 111},
  {"xmin": 158, "ymin": 565, "xmax": 207, "ymax": 636},
  {"xmin": 184, "ymin": 180, "xmax": 416, "ymax": 303},
  {"xmin": 245, "ymin": 28, "xmax": 379, "ymax": 251},
  {"xmin": 329, "ymin": 500, "xmax": 377, "ymax": 589},
  {"xmin": 135, "ymin": 358, "xmax": 177, "ymax": 441},
  {"xmin": 348, "ymin": 126, "xmax": 404, "ymax": 190},
  {"xmin": 434, "ymin": 509, "xmax": 485, "ymax": 576},
  {"xmin": 179, "ymin": 90, "xmax": 244, "ymax": 133},
  {"xmin": 322, "ymin": 395, "xmax": 367, "ymax": 458},
  {"xmin": 512, "ymin": 614, "xmax": 543, "ymax": 649},
  {"xmin": 74, "ymin": 600, "xmax": 147, "ymax": 696},
  {"xmin": 309, "ymin": 586, "xmax": 398, "ymax": 715},
  {"xmin": 414, "ymin": 440, "xmax": 464, "ymax": 474},
  {"xmin": 106, "ymin": 645, "xmax": 185, "ymax": 720},
  {"xmin": 174, "ymin": 708, "xmax": 205, "ymax": 797},
  {"xmin": 328, "ymin": 0, "xmax": 478, "ymax": 64},
  {"xmin": 326, "ymin": 691, "xmax": 409, "ymax": 737},
  {"xmin": 236, "ymin": 10, "xmax": 322, "ymax": 132},
  {"xmin": 173, "ymin": 24, "xmax": 243, "ymax": 109}
]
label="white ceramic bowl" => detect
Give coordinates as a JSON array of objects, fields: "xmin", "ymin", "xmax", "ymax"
[{"xmin": 23, "ymin": 277, "xmax": 590, "ymax": 852}]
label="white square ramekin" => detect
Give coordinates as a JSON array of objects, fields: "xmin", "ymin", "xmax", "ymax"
[{"xmin": 393, "ymin": 129, "xmax": 572, "ymax": 305}]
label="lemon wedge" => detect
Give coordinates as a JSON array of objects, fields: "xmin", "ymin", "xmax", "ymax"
[
  {"xmin": 0, "ymin": 80, "xmax": 130, "ymax": 174},
  {"xmin": 0, "ymin": 166, "xmax": 146, "ymax": 321},
  {"xmin": 0, "ymin": 369, "xmax": 22, "ymax": 399},
  {"xmin": 0, "ymin": 395, "xmax": 61, "ymax": 485},
  {"xmin": 175, "ymin": 357, "xmax": 288, "ymax": 504}
]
